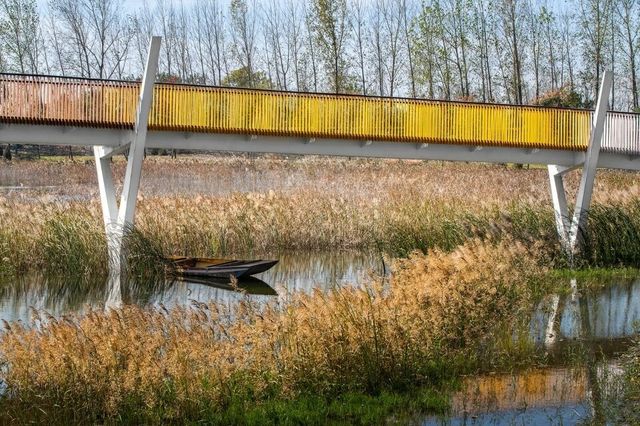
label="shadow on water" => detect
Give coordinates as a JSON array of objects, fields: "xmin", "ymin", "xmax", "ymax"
[{"xmin": 175, "ymin": 276, "xmax": 277, "ymax": 296}]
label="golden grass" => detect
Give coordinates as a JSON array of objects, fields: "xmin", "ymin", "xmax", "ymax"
[
  {"xmin": 0, "ymin": 239, "xmax": 547, "ymax": 422},
  {"xmin": 0, "ymin": 190, "xmax": 558, "ymax": 279},
  {"xmin": 2, "ymin": 155, "xmax": 640, "ymax": 277},
  {"xmin": 3, "ymin": 155, "xmax": 640, "ymax": 205}
]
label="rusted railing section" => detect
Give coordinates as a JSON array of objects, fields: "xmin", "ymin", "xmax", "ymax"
[
  {"xmin": 0, "ymin": 75, "xmax": 138, "ymax": 128},
  {"xmin": 3, "ymin": 73, "xmax": 636, "ymax": 152}
]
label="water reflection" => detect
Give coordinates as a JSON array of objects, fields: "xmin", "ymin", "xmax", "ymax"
[
  {"xmin": 430, "ymin": 277, "xmax": 635, "ymax": 425},
  {"xmin": 0, "ymin": 250, "xmax": 381, "ymax": 323},
  {"xmin": 104, "ymin": 272, "xmax": 122, "ymax": 310},
  {"xmin": 176, "ymin": 276, "xmax": 278, "ymax": 296},
  {"xmin": 530, "ymin": 278, "xmax": 640, "ymax": 344},
  {"xmin": 1, "ymin": 255, "xmax": 639, "ymax": 423},
  {"xmin": 423, "ymin": 364, "xmax": 620, "ymax": 425}
]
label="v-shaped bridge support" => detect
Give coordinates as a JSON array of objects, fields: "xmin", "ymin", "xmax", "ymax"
[
  {"xmin": 94, "ymin": 36, "xmax": 161, "ymax": 272},
  {"xmin": 548, "ymin": 71, "xmax": 613, "ymax": 254}
]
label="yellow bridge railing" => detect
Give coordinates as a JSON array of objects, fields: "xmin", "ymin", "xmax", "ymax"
[{"xmin": 0, "ymin": 74, "xmax": 595, "ymax": 150}]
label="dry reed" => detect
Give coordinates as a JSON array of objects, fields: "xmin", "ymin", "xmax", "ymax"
[
  {"xmin": 0, "ymin": 239, "xmax": 546, "ymax": 423},
  {"xmin": 1, "ymin": 155, "xmax": 639, "ymax": 277},
  {"xmin": 3, "ymin": 156, "xmax": 639, "ymax": 206}
]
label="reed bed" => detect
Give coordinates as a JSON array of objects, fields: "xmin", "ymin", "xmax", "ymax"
[
  {"xmin": 0, "ymin": 193, "xmax": 558, "ymax": 279},
  {"xmin": 1, "ymin": 156, "xmax": 640, "ymax": 279},
  {"xmin": 4, "ymin": 155, "xmax": 640, "ymax": 205},
  {"xmin": 5, "ymin": 190, "xmax": 640, "ymax": 280},
  {"xmin": 0, "ymin": 239, "xmax": 547, "ymax": 423}
]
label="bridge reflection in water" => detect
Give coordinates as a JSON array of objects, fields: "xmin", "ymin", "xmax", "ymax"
[{"xmin": 425, "ymin": 277, "xmax": 634, "ymax": 424}]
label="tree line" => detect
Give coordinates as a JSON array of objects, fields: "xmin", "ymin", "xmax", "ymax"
[{"xmin": 0, "ymin": 0, "xmax": 639, "ymax": 112}]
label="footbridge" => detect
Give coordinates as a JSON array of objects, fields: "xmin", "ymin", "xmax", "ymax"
[{"xmin": 1, "ymin": 37, "xmax": 638, "ymax": 264}]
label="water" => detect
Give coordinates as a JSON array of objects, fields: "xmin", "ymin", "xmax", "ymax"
[
  {"xmin": 0, "ymin": 251, "xmax": 383, "ymax": 323},
  {"xmin": 0, "ymin": 253, "xmax": 638, "ymax": 424},
  {"xmin": 424, "ymin": 277, "xmax": 639, "ymax": 425},
  {"xmin": 423, "ymin": 360, "xmax": 625, "ymax": 425}
]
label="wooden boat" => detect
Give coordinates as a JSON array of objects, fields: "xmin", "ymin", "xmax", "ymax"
[{"xmin": 168, "ymin": 256, "xmax": 278, "ymax": 279}]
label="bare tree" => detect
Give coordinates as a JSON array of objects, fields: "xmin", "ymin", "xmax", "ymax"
[
  {"xmin": 401, "ymin": 0, "xmax": 418, "ymax": 97},
  {"xmin": 284, "ymin": 0, "xmax": 304, "ymax": 90},
  {"xmin": 444, "ymin": 0, "xmax": 473, "ymax": 98},
  {"xmin": 559, "ymin": 8, "xmax": 576, "ymax": 89},
  {"xmin": 371, "ymin": 2, "xmax": 385, "ymax": 95},
  {"xmin": 230, "ymin": 0, "xmax": 258, "ymax": 87},
  {"xmin": 0, "ymin": 0, "xmax": 41, "ymax": 73},
  {"xmin": 263, "ymin": 0, "xmax": 290, "ymax": 90},
  {"xmin": 174, "ymin": 3, "xmax": 194, "ymax": 82},
  {"xmin": 495, "ymin": 0, "xmax": 525, "ymax": 104},
  {"xmin": 49, "ymin": 0, "xmax": 130, "ymax": 78},
  {"xmin": 49, "ymin": 0, "xmax": 92, "ymax": 76},
  {"xmin": 304, "ymin": 5, "xmax": 319, "ymax": 91},
  {"xmin": 45, "ymin": 10, "xmax": 68, "ymax": 74},
  {"xmin": 528, "ymin": 1, "xmax": 543, "ymax": 99},
  {"xmin": 616, "ymin": 0, "xmax": 639, "ymax": 110},
  {"xmin": 350, "ymin": 0, "xmax": 367, "ymax": 95},
  {"xmin": 193, "ymin": 0, "xmax": 228, "ymax": 85},
  {"xmin": 310, "ymin": 0, "xmax": 351, "ymax": 93},
  {"xmin": 539, "ymin": 4, "xmax": 558, "ymax": 91},
  {"xmin": 156, "ymin": 0, "xmax": 177, "ymax": 78},
  {"xmin": 380, "ymin": 0, "xmax": 404, "ymax": 97},
  {"xmin": 472, "ymin": 0, "xmax": 494, "ymax": 101},
  {"xmin": 578, "ymin": 0, "xmax": 613, "ymax": 96},
  {"xmin": 434, "ymin": 3, "xmax": 452, "ymax": 99},
  {"xmin": 131, "ymin": 1, "xmax": 154, "ymax": 75}
]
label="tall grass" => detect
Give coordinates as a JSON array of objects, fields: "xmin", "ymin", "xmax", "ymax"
[
  {"xmin": 121, "ymin": 225, "xmax": 172, "ymax": 282},
  {"xmin": 40, "ymin": 213, "xmax": 108, "ymax": 279},
  {"xmin": 2, "ymin": 157, "xmax": 640, "ymax": 282},
  {"xmin": 579, "ymin": 201, "xmax": 640, "ymax": 267},
  {"xmin": 4, "ymin": 194, "xmax": 640, "ymax": 282},
  {"xmin": 0, "ymin": 239, "xmax": 547, "ymax": 423}
]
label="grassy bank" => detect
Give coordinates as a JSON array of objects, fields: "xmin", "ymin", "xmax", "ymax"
[{"xmin": 0, "ymin": 239, "xmax": 548, "ymax": 423}]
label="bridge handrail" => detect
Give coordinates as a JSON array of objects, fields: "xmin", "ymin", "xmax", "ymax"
[
  {"xmin": 601, "ymin": 111, "xmax": 640, "ymax": 154},
  {"xmin": 1, "ymin": 73, "xmax": 637, "ymax": 152}
]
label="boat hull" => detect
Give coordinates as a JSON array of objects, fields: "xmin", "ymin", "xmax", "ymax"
[{"xmin": 169, "ymin": 257, "xmax": 278, "ymax": 279}]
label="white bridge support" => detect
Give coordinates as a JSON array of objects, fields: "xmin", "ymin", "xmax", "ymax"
[
  {"xmin": 548, "ymin": 71, "xmax": 613, "ymax": 254},
  {"xmin": 93, "ymin": 36, "xmax": 161, "ymax": 272}
]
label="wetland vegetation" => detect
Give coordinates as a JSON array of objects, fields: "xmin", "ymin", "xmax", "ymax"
[
  {"xmin": 1, "ymin": 155, "xmax": 640, "ymax": 423},
  {"xmin": 4, "ymin": 155, "xmax": 640, "ymax": 278}
]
